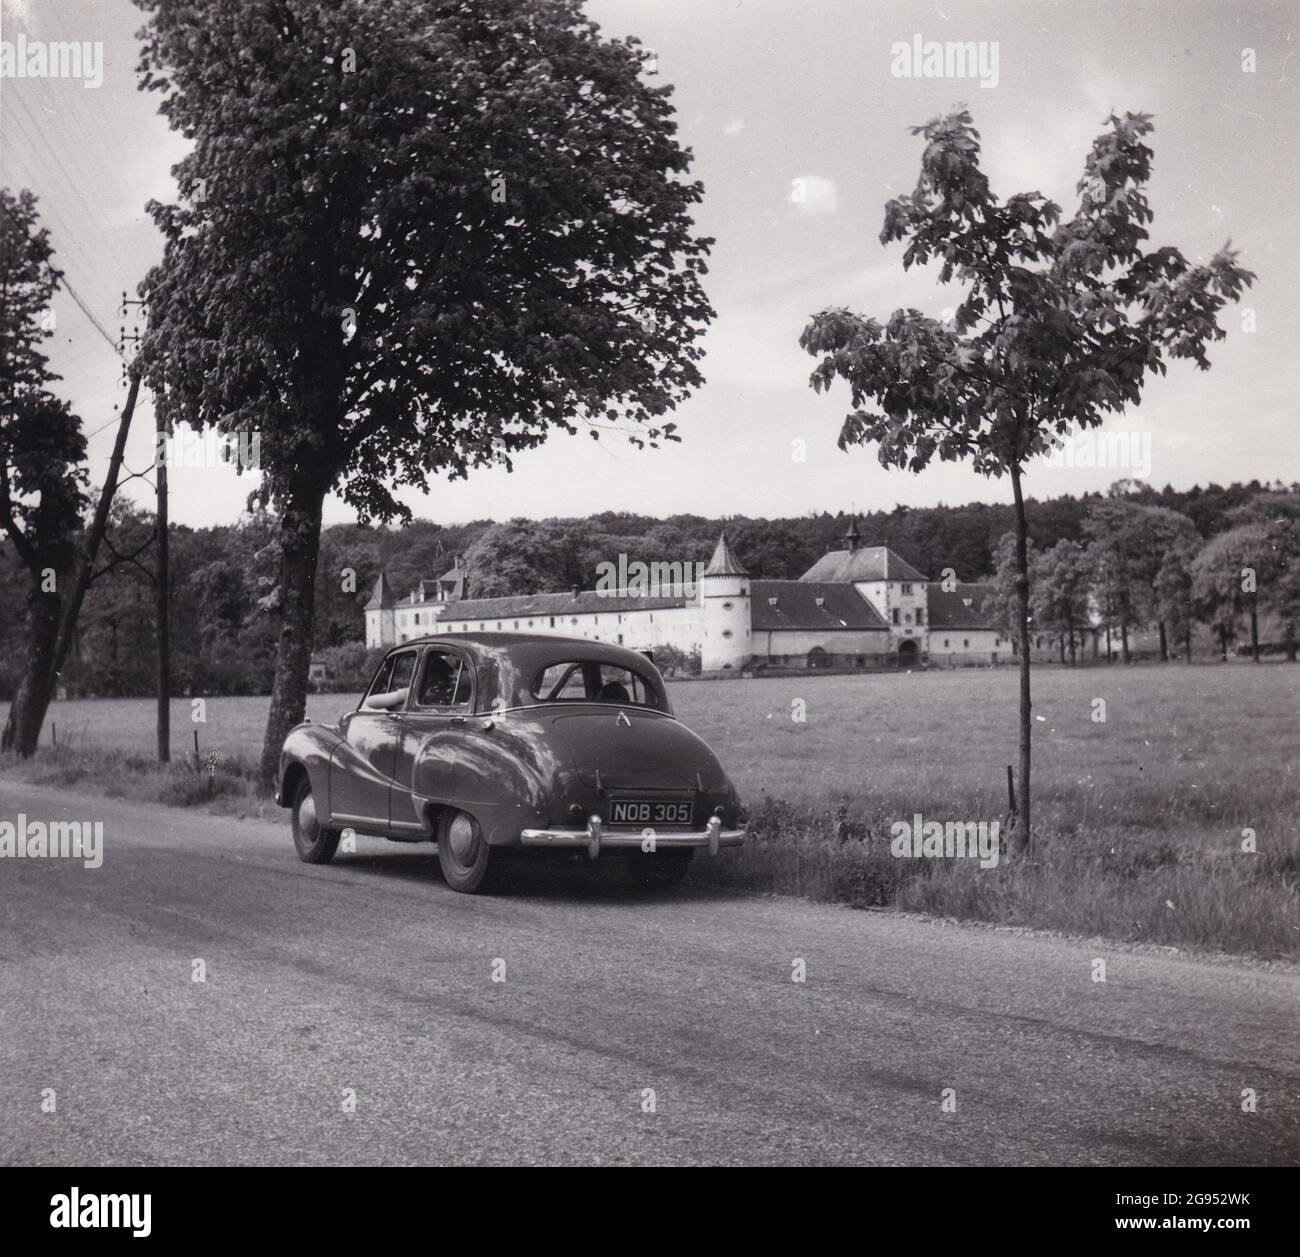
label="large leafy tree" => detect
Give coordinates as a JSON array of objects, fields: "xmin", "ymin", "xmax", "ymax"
[
  {"xmin": 800, "ymin": 109, "xmax": 1253, "ymax": 849},
  {"xmin": 462, "ymin": 518, "xmax": 588, "ymax": 598},
  {"xmin": 1032, "ymin": 539, "xmax": 1090, "ymax": 664},
  {"xmin": 1193, "ymin": 493, "xmax": 1300, "ymax": 662},
  {"xmin": 1191, "ymin": 524, "xmax": 1274, "ymax": 661},
  {"xmin": 1230, "ymin": 493, "xmax": 1300, "ymax": 661},
  {"xmin": 1154, "ymin": 532, "xmax": 1202, "ymax": 662},
  {"xmin": 1083, "ymin": 500, "xmax": 1197, "ymax": 661},
  {"xmin": 0, "ymin": 189, "xmax": 91, "ymax": 756},
  {"xmin": 134, "ymin": 0, "xmax": 714, "ymax": 786}
]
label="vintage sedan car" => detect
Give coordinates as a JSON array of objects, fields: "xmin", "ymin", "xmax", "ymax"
[{"xmin": 274, "ymin": 634, "xmax": 745, "ymax": 892}]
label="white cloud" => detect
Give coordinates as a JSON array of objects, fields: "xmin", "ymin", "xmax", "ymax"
[
  {"xmin": 724, "ymin": 116, "xmax": 745, "ymax": 136},
  {"xmin": 789, "ymin": 174, "xmax": 839, "ymax": 216}
]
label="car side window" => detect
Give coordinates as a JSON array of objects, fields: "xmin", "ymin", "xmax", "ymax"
[
  {"xmin": 450, "ymin": 661, "xmax": 473, "ymax": 707},
  {"xmin": 363, "ymin": 651, "xmax": 416, "ymax": 710},
  {"xmin": 390, "ymin": 651, "xmax": 416, "ymax": 694},
  {"xmin": 417, "ymin": 651, "xmax": 471, "ymax": 708},
  {"xmin": 362, "ymin": 656, "xmax": 395, "ymax": 705}
]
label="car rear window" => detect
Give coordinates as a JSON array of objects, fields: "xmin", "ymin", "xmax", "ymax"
[{"xmin": 531, "ymin": 661, "xmax": 662, "ymax": 709}]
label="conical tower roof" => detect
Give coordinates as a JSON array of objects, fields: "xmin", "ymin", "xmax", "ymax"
[
  {"xmin": 703, "ymin": 529, "xmax": 749, "ymax": 577},
  {"xmin": 365, "ymin": 571, "xmax": 396, "ymax": 609}
]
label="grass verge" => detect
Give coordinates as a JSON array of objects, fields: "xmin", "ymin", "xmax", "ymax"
[{"xmin": 3, "ymin": 746, "xmax": 1296, "ymax": 959}]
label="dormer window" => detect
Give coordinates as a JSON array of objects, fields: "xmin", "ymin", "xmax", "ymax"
[{"xmin": 901, "ymin": 582, "xmax": 913, "ymax": 594}]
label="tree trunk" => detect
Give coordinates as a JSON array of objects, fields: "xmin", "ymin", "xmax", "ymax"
[
  {"xmin": 1158, "ymin": 620, "xmax": 1168, "ymax": 662},
  {"xmin": 258, "ymin": 470, "xmax": 327, "ymax": 791},
  {"xmin": 1120, "ymin": 618, "xmax": 1130, "ymax": 664},
  {"xmin": 1009, "ymin": 463, "xmax": 1032, "ymax": 853},
  {"xmin": 1058, "ymin": 635, "xmax": 1065, "ymax": 664},
  {"xmin": 1250, "ymin": 604, "xmax": 1259, "ymax": 662},
  {"xmin": 1219, "ymin": 625, "xmax": 1228, "ymax": 661},
  {"xmin": 1184, "ymin": 623, "xmax": 1192, "ymax": 662},
  {"xmin": 2, "ymin": 582, "xmax": 62, "ymax": 757},
  {"xmin": 1285, "ymin": 620, "xmax": 1297, "ymax": 662},
  {"xmin": 1067, "ymin": 621, "xmax": 1077, "ymax": 666}
]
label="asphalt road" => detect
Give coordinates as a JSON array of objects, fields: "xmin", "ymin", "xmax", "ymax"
[{"xmin": 1, "ymin": 780, "xmax": 1296, "ymax": 1167}]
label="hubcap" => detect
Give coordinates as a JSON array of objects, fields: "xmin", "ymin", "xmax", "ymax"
[
  {"xmin": 448, "ymin": 814, "xmax": 477, "ymax": 862},
  {"xmin": 297, "ymin": 791, "xmax": 318, "ymax": 838}
]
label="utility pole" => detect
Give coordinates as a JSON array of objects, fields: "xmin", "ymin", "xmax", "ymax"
[
  {"xmin": 156, "ymin": 406, "xmax": 170, "ymax": 761},
  {"xmin": 121, "ymin": 293, "xmax": 168, "ymax": 761}
]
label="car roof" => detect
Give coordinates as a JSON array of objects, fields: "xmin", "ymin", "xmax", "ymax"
[
  {"xmin": 390, "ymin": 631, "xmax": 652, "ymax": 663},
  {"xmin": 385, "ymin": 633, "xmax": 669, "ymax": 712}
]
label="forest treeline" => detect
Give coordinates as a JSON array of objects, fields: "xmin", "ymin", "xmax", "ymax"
[{"xmin": 0, "ymin": 477, "xmax": 1290, "ymax": 699}]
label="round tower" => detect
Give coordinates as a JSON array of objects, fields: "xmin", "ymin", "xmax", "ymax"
[{"xmin": 700, "ymin": 530, "xmax": 751, "ymax": 674}]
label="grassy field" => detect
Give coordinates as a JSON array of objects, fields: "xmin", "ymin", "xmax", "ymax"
[{"xmin": 2, "ymin": 662, "xmax": 1297, "ymax": 955}]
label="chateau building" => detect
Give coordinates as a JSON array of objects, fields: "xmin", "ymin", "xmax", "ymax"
[{"xmin": 364, "ymin": 522, "xmax": 1011, "ymax": 673}]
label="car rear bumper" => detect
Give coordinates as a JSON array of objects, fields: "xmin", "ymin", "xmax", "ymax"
[{"xmin": 520, "ymin": 816, "xmax": 744, "ymax": 857}]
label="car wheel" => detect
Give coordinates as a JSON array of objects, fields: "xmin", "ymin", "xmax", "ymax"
[
  {"xmin": 291, "ymin": 774, "xmax": 341, "ymax": 864},
  {"xmin": 629, "ymin": 848, "xmax": 693, "ymax": 888},
  {"xmin": 437, "ymin": 809, "xmax": 495, "ymax": 894}
]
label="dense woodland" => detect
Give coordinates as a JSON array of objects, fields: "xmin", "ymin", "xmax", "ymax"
[{"xmin": 0, "ymin": 476, "xmax": 1291, "ymax": 700}]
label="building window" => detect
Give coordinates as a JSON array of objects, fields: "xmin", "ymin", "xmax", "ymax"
[
  {"xmin": 891, "ymin": 608, "xmax": 900, "ymax": 625},
  {"xmin": 916, "ymin": 608, "xmax": 924, "ymax": 626},
  {"xmin": 549, "ymin": 617, "xmax": 555, "ymax": 627},
  {"xmin": 722, "ymin": 630, "xmax": 733, "ymax": 639},
  {"xmin": 513, "ymin": 621, "xmax": 519, "ymax": 629},
  {"xmin": 964, "ymin": 639, "xmax": 970, "ymax": 648},
  {"xmin": 944, "ymin": 638, "xmax": 950, "ymax": 648},
  {"xmin": 722, "ymin": 601, "xmax": 733, "ymax": 610},
  {"xmin": 904, "ymin": 612, "xmax": 912, "ymax": 624},
  {"xmin": 901, "ymin": 582, "xmax": 913, "ymax": 595}
]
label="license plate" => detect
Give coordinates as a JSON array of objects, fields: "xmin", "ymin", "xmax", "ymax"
[{"xmin": 608, "ymin": 800, "xmax": 693, "ymax": 826}]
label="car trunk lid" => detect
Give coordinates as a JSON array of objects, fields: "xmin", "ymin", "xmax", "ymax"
[{"xmin": 551, "ymin": 708, "xmax": 723, "ymax": 790}]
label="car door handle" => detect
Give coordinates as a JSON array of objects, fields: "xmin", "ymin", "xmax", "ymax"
[{"xmin": 449, "ymin": 715, "xmax": 468, "ymax": 726}]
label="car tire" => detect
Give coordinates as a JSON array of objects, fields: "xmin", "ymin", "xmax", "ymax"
[
  {"xmin": 629, "ymin": 848, "xmax": 693, "ymax": 888},
  {"xmin": 291, "ymin": 774, "xmax": 341, "ymax": 864},
  {"xmin": 437, "ymin": 809, "xmax": 496, "ymax": 894}
]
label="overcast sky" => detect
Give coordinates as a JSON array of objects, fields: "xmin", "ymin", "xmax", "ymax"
[{"xmin": 1, "ymin": 0, "xmax": 1295, "ymax": 530}]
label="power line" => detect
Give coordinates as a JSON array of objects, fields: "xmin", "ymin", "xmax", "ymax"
[{"xmin": 62, "ymin": 273, "xmax": 123, "ymax": 359}]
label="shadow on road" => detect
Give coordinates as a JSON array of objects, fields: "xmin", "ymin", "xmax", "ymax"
[{"xmin": 332, "ymin": 843, "xmax": 742, "ymax": 907}]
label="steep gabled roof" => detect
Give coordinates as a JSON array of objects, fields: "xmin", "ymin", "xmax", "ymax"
[
  {"xmin": 436, "ymin": 558, "xmax": 466, "ymax": 595},
  {"xmin": 750, "ymin": 581, "xmax": 888, "ymax": 632},
  {"xmin": 800, "ymin": 545, "xmax": 928, "ymax": 584},
  {"xmin": 703, "ymin": 530, "xmax": 748, "ymax": 577},
  {"xmin": 926, "ymin": 582, "xmax": 998, "ymax": 629}
]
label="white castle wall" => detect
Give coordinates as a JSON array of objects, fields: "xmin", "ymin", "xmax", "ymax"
[{"xmin": 400, "ymin": 600, "xmax": 706, "ymax": 656}]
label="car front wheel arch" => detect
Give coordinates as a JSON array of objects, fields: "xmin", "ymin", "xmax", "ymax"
[{"xmin": 280, "ymin": 761, "xmax": 309, "ymax": 810}]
